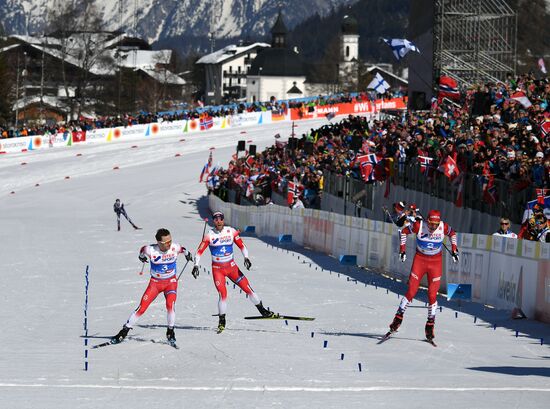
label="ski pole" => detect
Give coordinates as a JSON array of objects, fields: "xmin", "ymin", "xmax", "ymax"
[
  {"xmin": 177, "ymin": 218, "xmax": 208, "ymax": 281},
  {"xmin": 138, "ymin": 262, "xmax": 145, "ymax": 275}
]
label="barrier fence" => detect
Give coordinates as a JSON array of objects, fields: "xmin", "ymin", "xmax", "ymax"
[
  {"xmin": 0, "ymin": 98, "xmax": 406, "ymax": 154},
  {"xmin": 209, "ymin": 194, "xmax": 550, "ymax": 324}
]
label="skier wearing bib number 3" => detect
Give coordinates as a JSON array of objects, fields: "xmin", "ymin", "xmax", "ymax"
[
  {"xmin": 387, "ymin": 210, "xmax": 459, "ymax": 342},
  {"xmin": 193, "ymin": 211, "xmax": 275, "ymax": 333}
]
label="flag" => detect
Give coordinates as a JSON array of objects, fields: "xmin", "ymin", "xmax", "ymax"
[
  {"xmin": 287, "ymin": 181, "xmax": 302, "ymax": 205},
  {"xmin": 539, "ymin": 58, "xmax": 547, "ymax": 74},
  {"xmin": 418, "ymin": 156, "xmax": 434, "ymax": 177},
  {"xmin": 438, "ymin": 156, "xmax": 460, "ymax": 180},
  {"xmin": 510, "ymin": 91, "xmax": 532, "ymax": 108},
  {"xmin": 540, "ymin": 121, "xmax": 550, "ymax": 138},
  {"xmin": 357, "ymin": 154, "xmax": 378, "ymax": 182},
  {"xmin": 367, "ymin": 72, "xmax": 390, "ymax": 94},
  {"xmin": 527, "ymin": 194, "xmax": 550, "ymax": 210},
  {"xmin": 244, "ymin": 155, "xmax": 256, "ymax": 172},
  {"xmin": 382, "ymin": 38, "xmax": 420, "ymax": 60},
  {"xmin": 325, "ymin": 112, "xmax": 336, "ymax": 121},
  {"xmin": 199, "ymin": 151, "xmax": 213, "ymax": 182},
  {"xmin": 482, "ymin": 175, "xmax": 498, "ymax": 205},
  {"xmin": 200, "ymin": 114, "xmax": 214, "ymax": 130},
  {"xmin": 536, "ymin": 188, "xmax": 549, "ymax": 204},
  {"xmin": 246, "ymin": 181, "xmax": 254, "ymax": 198},
  {"xmin": 438, "ymin": 76, "xmax": 460, "ymax": 100}
]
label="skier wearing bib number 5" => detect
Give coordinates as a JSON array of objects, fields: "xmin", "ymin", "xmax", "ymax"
[
  {"xmin": 193, "ymin": 211, "xmax": 274, "ymax": 333},
  {"xmin": 387, "ymin": 210, "xmax": 459, "ymax": 342}
]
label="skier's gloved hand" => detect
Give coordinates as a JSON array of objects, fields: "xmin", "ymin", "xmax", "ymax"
[
  {"xmin": 399, "ymin": 252, "xmax": 407, "ymax": 263},
  {"xmin": 138, "ymin": 254, "xmax": 148, "ymax": 263},
  {"xmin": 244, "ymin": 257, "xmax": 252, "ymax": 270},
  {"xmin": 185, "ymin": 250, "xmax": 194, "ymax": 262},
  {"xmin": 191, "ymin": 265, "xmax": 200, "ymax": 279},
  {"xmin": 452, "ymin": 251, "xmax": 460, "ymax": 263}
]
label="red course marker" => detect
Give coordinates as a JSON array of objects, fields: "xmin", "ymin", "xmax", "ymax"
[
  {"xmin": 175, "ymin": 153, "xmax": 181, "ymax": 157},
  {"xmin": 64, "ymin": 176, "xmax": 70, "ymax": 179},
  {"xmin": 113, "ymin": 166, "xmax": 120, "ymax": 170}
]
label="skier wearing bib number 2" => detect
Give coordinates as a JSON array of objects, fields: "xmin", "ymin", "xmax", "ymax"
[
  {"xmin": 387, "ymin": 210, "xmax": 459, "ymax": 342},
  {"xmin": 193, "ymin": 211, "xmax": 274, "ymax": 333}
]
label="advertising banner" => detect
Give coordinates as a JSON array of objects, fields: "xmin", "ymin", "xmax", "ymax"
[
  {"xmin": 0, "ymin": 136, "xmax": 32, "ymax": 153},
  {"xmin": 72, "ymin": 131, "xmax": 86, "ymax": 143}
]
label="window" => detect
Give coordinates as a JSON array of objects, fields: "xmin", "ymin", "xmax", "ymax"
[
  {"xmin": 229, "ymin": 66, "xmax": 232, "ymax": 73},
  {"xmin": 346, "ymin": 46, "xmax": 350, "ymax": 58},
  {"xmin": 238, "ymin": 66, "xmax": 241, "ymax": 73}
]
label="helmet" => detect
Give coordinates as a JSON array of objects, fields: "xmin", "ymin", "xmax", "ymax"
[
  {"xmin": 427, "ymin": 210, "xmax": 441, "ymax": 224},
  {"xmin": 212, "ymin": 211, "xmax": 224, "ymax": 220},
  {"xmin": 409, "ymin": 203, "xmax": 419, "ymax": 212}
]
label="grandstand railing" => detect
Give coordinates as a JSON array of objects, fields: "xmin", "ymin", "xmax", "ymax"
[{"xmin": 322, "ymin": 164, "xmax": 533, "ymax": 224}]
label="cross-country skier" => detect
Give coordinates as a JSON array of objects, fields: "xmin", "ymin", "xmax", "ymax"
[
  {"xmin": 192, "ymin": 211, "xmax": 274, "ymax": 333},
  {"xmin": 113, "ymin": 228, "xmax": 194, "ymax": 344},
  {"xmin": 114, "ymin": 199, "xmax": 140, "ymax": 230},
  {"xmin": 387, "ymin": 210, "xmax": 459, "ymax": 342}
]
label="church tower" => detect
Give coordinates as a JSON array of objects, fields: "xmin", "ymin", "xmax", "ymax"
[{"xmin": 339, "ymin": 13, "xmax": 359, "ymax": 89}]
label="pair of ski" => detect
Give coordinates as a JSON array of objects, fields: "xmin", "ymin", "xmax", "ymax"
[
  {"xmin": 215, "ymin": 314, "xmax": 315, "ymax": 334},
  {"xmin": 378, "ymin": 330, "xmax": 437, "ymax": 347},
  {"xmin": 92, "ymin": 337, "xmax": 179, "ymax": 349},
  {"xmin": 92, "ymin": 314, "xmax": 315, "ymax": 346}
]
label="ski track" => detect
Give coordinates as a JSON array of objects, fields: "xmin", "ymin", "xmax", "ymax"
[{"xmin": 1, "ymin": 118, "xmax": 549, "ymax": 409}]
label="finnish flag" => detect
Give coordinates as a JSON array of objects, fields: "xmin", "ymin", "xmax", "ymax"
[
  {"xmin": 367, "ymin": 72, "xmax": 390, "ymax": 94},
  {"xmin": 382, "ymin": 38, "xmax": 420, "ymax": 60}
]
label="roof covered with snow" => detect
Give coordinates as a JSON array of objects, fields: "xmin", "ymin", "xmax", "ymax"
[{"xmin": 196, "ymin": 42, "xmax": 270, "ymax": 65}]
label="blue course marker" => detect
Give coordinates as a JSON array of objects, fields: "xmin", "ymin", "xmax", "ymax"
[
  {"xmin": 278, "ymin": 234, "xmax": 292, "ymax": 243},
  {"xmin": 338, "ymin": 255, "xmax": 357, "ymax": 266}
]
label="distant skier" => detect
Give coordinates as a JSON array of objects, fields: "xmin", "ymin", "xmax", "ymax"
[
  {"xmin": 114, "ymin": 199, "xmax": 140, "ymax": 230},
  {"xmin": 386, "ymin": 210, "xmax": 459, "ymax": 342},
  {"xmin": 192, "ymin": 211, "xmax": 274, "ymax": 333},
  {"xmin": 113, "ymin": 228, "xmax": 194, "ymax": 345}
]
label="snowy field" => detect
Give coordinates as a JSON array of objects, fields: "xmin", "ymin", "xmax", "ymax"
[{"xmin": 1, "ymin": 119, "xmax": 549, "ymax": 409}]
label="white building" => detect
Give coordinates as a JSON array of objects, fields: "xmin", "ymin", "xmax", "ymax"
[
  {"xmin": 196, "ymin": 42, "xmax": 270, "ymax": 105},
  {"xmin": 246, "ymin": 12, "xmax": 307, "ymax": 103}
]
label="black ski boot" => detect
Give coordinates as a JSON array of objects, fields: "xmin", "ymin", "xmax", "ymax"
[
  {"xmin": 425, "ymin": 318, "xmax": 435, "ymax": 341},
  {"xmin": 166, "ymin": 327, "xmax": 176, "ymax": 342},
  {"xmin": 217, "ymin": 314, "xmax": 226, "ymax": 333},
  {"xmin": 256, "ymin": 301, "xmax": 275, "ymax": 318},
  {"xmin": 389, "ymin": 310, "xmax": 404, "ymax": 332},
  {"xmin": 114, "ymin": 325, "xmax": 130, "ymax": 343}
]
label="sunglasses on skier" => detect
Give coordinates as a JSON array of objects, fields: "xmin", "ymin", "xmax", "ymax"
[
  {"xmin": 157, "ymin": 239, "xmax": 172, "ymax": 245},
  {"xmin": 213, "ymin": 215, "xmax": 224, "ymax": 221}
]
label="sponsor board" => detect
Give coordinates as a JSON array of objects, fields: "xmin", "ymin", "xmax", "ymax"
[
  {"xmin": 0, "ymin": 136, "xmax": 32, "ymax": 152},
  {"xmin": 535, "ymin": 261, "xmax": 550, "ymax": 323},
  {"xmin": 231, "ymin": 112, "xmax": 261, "ymax": 127},
  {"xmin": 85, "ymin": 128, "xmax": 109, "ymax": 142}
]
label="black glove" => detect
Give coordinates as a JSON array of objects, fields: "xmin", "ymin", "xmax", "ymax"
[
  {"xmin": 452, "ymin": 251, "xmax": 460, "ymax": 263},
  {"xmin": 244, "ymin": 257, "xmax": 252, "ymax": 270},
  {"xmin": 185, "ymin": 250, "xmax": 194, "ymax": 262},
  {"xmin": 191, "ymin": 265, "xmax": 200, "ymax": 279},
  {"xmin": 399, "ymin": 252, "xmax": 407, "ymax": 263},
  {"xmin": 138, "ymin": 254, "xmax": 148, "ymax": 263}
]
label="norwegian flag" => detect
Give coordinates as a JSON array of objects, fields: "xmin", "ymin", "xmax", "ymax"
[
  {"xmin": 482, "ymin": 175, "xmax": 498, "ymax": 205},
  {"xmin": 357, "ymin": 154, "xmax": 378, "ymax": 182},
  {"xmin": 199, "ymin": 151, "xmax": 213, "ymax": 182},
  {"xmin": 418, "ymin": 156, "xmax": 434, "ymax": 177},
  {"xmin": 541, "ymin": 121, "xmax": 550, "ymax": 138},
  {"xmin": 287, "ymin": 181, "xmax": 302, "ymax": 205},
  {"xmin": 536, "ymin": 188, "xmax": 549, "ymax": 204},
  {"xmin": 243, "ymin": 155, "xmax": 256, "ymax": 175},
  {"xmin": 200, "ymin": 114, "xmax": 214, "ymax": 130},
  {"xmin": 438, "ymin": 76, "xmax": 460, "ymax": 100},
  {"xmin": 438, "ymin": 156, "xmax": 460, "ymax": 180}
]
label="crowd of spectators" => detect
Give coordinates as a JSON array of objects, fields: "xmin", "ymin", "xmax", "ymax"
[
  {"xmin": 209, "ymin": 73, "xmax": 549, "ymax": 240},
  {"xmin": 0, "ymin": 93, "xmax": 368, "ymax": 139}
]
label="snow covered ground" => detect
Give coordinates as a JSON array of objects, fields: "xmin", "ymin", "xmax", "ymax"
[{"xmin": 1, "ymin": 119, "xmax": 549, "ymax": 409}]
